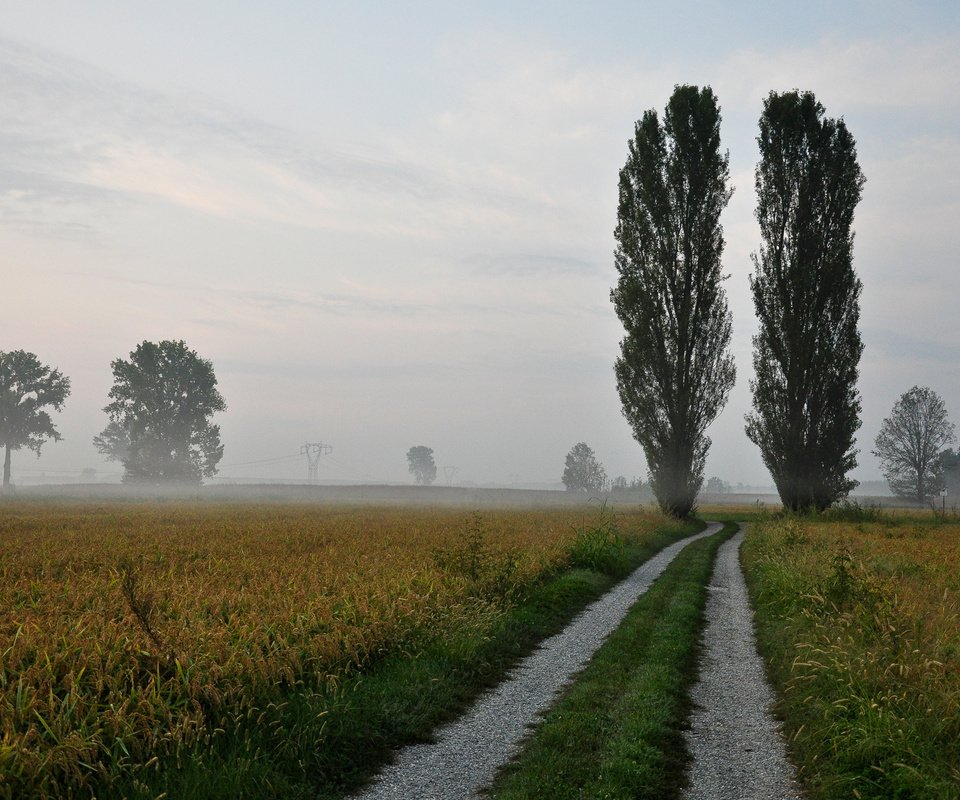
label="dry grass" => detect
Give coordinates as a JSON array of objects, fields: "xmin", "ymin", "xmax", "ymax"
[
  {"xmin": 0, "ymin": 501, "xmax": 669, "ymax": 797},
  {"xmin": 743, "ymin": 514, "xmax": 960, "ymax": 798}
]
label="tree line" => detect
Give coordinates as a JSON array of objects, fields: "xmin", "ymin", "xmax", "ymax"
[
  {"xmin": 2, "ymin": 88, "xmax": 953, "ymax": 504},
  {"xmin": 612, "ymin": 85, "xmax": 954, "ymax": 517},
  {"xmin": 1, "ymin": 340, "xmax": 224, "ymax": 487}
]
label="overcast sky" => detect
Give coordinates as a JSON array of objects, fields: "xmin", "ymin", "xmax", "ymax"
[{"xmin": 3, "ymin": 1, "xmax": 959, "ymax": 487}]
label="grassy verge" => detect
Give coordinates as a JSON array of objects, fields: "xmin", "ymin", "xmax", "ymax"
[
  {"xmin": 111, "ymin": 515, "xmax": 701, "ymax": 800},
  {"xmin": 743, "ymin": 515, "xmax": 960, "ymax": 799},
  {"xmin": 486, "ymin": 522, "xmax": 735, "ymax": 800}
]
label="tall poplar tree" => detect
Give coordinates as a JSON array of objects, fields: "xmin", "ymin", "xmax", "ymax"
[
  {"xmin": 745, "ymin": 91, "xmax": 865, "ymax": 513},
  {"xmin": 612, "ymin": 85, "xmax": 735, "ymax": 518}
]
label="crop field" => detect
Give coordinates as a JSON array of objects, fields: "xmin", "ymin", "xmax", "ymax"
[
  {"xmin": 743, "ymin": 512, "xmax": 960, "ymax": 799},
  {"xmin": 0, "ymin": 500, "xmax": 680, "ymax": 799}
]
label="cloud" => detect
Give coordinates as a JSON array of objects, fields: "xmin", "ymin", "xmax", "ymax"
[
  {"xmin": 0, "ymin": 33, "xmax": 668, "ymax": 258},
  {"xmin": 1, "ymin": 32, "xmax": 634, "ymax": 253},
  {"xmin": 0, "ymin": 35, "xmax": 470, "ymax": 241},
  {"xmin": 865, "ymin": 327, "xmax": 960, "ymax": 366},
  {"xmin": 461, "ymin": 251, "xmax": 606, "ymax": 277},
  {"xmin": 715, "ymin": 37, "xmax": 960, "ymax": 113}
]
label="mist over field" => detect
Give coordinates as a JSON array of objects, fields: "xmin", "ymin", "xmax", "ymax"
[{"xmin": 3, "ymin": 2, "xmax": 959, "ymax": 492}]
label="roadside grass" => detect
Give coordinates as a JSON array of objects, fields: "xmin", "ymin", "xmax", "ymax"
[
  {"xmin": 0, "ymin": 501, "xmax": 698, "ymax": 799},
  {"xmin": 699, "ymin": 499, "xmax": 959, "ymax": 526},
  {"xmin": 486, "ymin": 522, "xmax": 736, "ymax": 800},
  {"xmin": 743, "ymin": 515, "xmax": 960, "ymax": 799}
]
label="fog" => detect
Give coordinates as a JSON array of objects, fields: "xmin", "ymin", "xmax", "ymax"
[{"xmin": 3, "ymin": 3, "xmax": 959, "ymax": 492}]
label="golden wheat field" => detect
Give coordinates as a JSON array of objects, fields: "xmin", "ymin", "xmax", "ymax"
[
  {"xmin": 743, "ymin": 514, "xmax": 960, "ymax": 797},
  {"xmin": 0, "ymin": 500, "xmax": 669, "ymax": 797}
]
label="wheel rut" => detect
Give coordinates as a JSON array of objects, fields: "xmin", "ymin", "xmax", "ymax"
[
  {"xmin": 353, "ymin": 523, "xmax": 722, "ymax": 800},
  {"xmin": 682, "ymin": 525, "xmax": 802, "ymax": 799}
]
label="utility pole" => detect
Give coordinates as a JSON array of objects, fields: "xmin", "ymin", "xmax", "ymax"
[{"xmin": 301, "ymin": 442, "xmax": 333, "ymax": 484}]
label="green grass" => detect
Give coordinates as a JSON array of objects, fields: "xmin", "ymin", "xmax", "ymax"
[
  {"xmin": 486, "ymin": 522, "xmax": 736, "ymax": 800},
  {"xmin": 109, "ymin": 517, "xmax": 701, "ymax": 800},
  {"xmin": 742, "ymin": 517, "xmax": 960, "ymax": 799}
]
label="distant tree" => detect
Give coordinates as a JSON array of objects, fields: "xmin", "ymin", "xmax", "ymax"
[
  {"xmin": 745, "ymin": 90, "xmax": 866, "ymax": 513},
  {"xmin": 0, "ymin": 350, "xmax": 71, "ymax": 487},
  {"xmin": 94, "ymin": 340, "xmax": 226, "ymax": 484},
  {"xmin": 562, "ymin": 442, "xmax": 607, "ymax": 493},
  {"xmin": 941, "ymin": 448, "xmax": 960, "ymax": 499},
  {"xmin": 612, "ymin": 84, "xmax": 736, "ymax": 519},
  {"xmin": 704, "ymin": 476, "xmax": 730, "ymax": 494},
  {"xmin": 941, "ymin": 448, "xmax": 960, "ymax": 473},
  {"xmin": 611, "ymin": 475, "xmax": 647, "ymax": 495},
  {"xmin": 873, "ymin": 386, "xmax": 955, "ymax": 503},
  {"xmin": 406, "ymin": 445, "xmax": 437, "ymax": 485}
]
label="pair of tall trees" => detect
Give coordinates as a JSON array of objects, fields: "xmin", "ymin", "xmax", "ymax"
[
  {"xmin": 0, "ymin": 341, "xmax": 224, "ymax": 487},
  {"xmin": 614, "ymin": 86, "xmax": 865, "ymax": 516}
]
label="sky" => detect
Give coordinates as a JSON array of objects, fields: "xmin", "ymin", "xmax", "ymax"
[{"xmin": 2, "ymin": 1, "xmax": 959, "ymax": 487}]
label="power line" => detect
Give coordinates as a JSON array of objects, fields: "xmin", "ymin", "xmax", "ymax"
[
  {"xmin": 217, "ymin": 453, "xmax": 303, "ymax": 469},
  {"xmin": 12, "ymin": 466, "xmax": 124, "ymax": 476},
  {"xmin": 301, "ymin": 442, "xmax": 333, "ymax": 484}
]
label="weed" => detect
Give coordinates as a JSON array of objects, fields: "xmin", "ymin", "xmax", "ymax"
[
  {"xmin": 431, "ymin": 513, "xmax": 522, "ymax": 602},
  {"xmin": 821, "ymin": 499, "xmax": 886, "ymax": 523},
  {"xmin": 926, "ymin": 497, "xmax": 960, "ymax": 521},
  {"xmin": 567, "ymin": 502, "xmax": 625, "ymax": 573},
  {"xmin": 782, "ymin": 517, "xmax": 808, "ymax": 547},
  {"xmin": 118, "ymin": 558, "xmax": 169, "ymax": 659},
  {"xmin": 822, "ymin": 548, "xmax": 881, "ymax": 611}
]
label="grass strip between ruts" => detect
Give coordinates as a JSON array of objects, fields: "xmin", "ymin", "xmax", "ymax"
[
  {"xmin": 111, "ymin": 518, "xmax": 701, "ymax": 800},
  {"xmin": 487, "ymin": 522, "xmax": 736, "ymax": 800}
]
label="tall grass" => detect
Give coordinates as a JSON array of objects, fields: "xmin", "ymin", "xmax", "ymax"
[
  {"xmin": 743, "ymin": 516, "xmax": 960, "ymax": 799},
  {"xmin": 0, "ymin": 502, "xmax": 677, "ymax": 798}
]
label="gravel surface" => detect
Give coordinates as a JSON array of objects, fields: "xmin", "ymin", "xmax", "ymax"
[
  {"xmin": 354, "ymin": 523, "xmax": 722, "ymax": 800},
  {"xmin": 683, "ymin": 526, "xmax": 802, "ymax": 800}
]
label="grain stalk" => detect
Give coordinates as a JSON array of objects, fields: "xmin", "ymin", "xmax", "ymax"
[{"xmin": 118, "ymin": 558, "xmax": 169, "ymax": 659}]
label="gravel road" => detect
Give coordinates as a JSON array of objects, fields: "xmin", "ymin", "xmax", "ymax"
[
  {"xmin": 682, "ymin": 525, "xmax": 802, "ymax": 799},
  {"xmin": 353, "ymin": 523, "xmax": 722, "ymax": 800}
]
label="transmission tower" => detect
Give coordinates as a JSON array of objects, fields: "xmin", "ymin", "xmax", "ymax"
[{"xmin": 301, "ymin": 442, "xmax": 333, "ymax": 484}]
